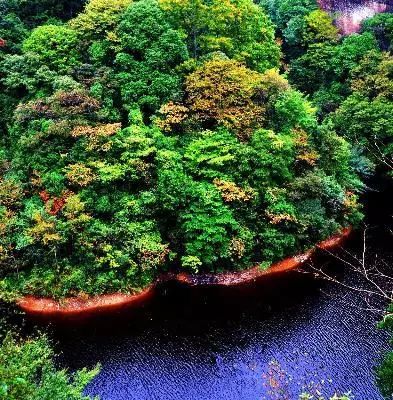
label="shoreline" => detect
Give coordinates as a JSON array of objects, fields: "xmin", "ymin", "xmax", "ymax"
[{"xmin": 17, "ymin": 227, "xmax": 352, "ymax": 320}]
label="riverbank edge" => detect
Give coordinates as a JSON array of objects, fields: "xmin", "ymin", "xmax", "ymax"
[{"xmin": 17, "ymin": 227, "xmax": 352, "ymax": 319}]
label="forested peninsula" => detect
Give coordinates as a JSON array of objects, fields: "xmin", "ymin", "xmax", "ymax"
[
  {"xmin": 0, "ymin": 0, "xmax": 367, "ymax": 300},
  {"xmin": 0, "ymin": 0, "xmax": 393, "ymax": 398}
]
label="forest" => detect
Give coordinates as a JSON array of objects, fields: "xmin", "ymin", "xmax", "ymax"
[{"xmin": 0, "ymin": 0, "xmax": 392, "ymax": 398}]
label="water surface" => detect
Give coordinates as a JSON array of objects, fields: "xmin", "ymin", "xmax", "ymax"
[{"xmin": 55, "ymin": 256, "xmax": 389, "ymax": 399}]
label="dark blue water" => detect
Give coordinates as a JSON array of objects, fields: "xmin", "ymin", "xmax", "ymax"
[{"xmin": 55, "ymin": 260, "xmax": 389, "ymax": 400}]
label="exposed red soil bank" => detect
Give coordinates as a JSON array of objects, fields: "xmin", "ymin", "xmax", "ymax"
[
  {"xmin": 177, "ymin": 226, "xmax": 352, "ymax": 286},
  {"xmin": 17, "ymin": 227, "xmax": 352, "ymax": 319},
  {"xmin": 18, "ymin": 288, "xmax": 156, "ymax": 319}
]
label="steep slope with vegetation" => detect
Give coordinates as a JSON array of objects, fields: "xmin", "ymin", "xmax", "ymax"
[
  {"xmin": 261, "ymin": 2, "xmax": 393, "ymax": 397},
  {"xmin": 0, "ymin": 0, "xmax": 363, "ymax": 300}
]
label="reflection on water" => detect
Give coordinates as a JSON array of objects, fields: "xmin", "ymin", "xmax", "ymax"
[{"xmin": 319, "ymin": 0, "xmax": 391, "ymax": 33}]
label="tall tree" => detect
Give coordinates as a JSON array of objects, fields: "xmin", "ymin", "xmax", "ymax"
[
  {"xmin": 115, "ymin": 0, "xmax": 189, "ymax": 116},
  {"xmin": 159, "ymin": 0, "xmax": 281, "ymax": 71}
]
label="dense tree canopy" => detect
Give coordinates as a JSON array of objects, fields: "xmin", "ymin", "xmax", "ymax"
[
  {"xmin": 69, "ymin": 0, "xmax": 131, "ymax": 42},
  {"xmin": 159, "ymin": 0, "xmax": 281, "ymax": 71},
  {"xmin": 361, "ymin": 13, "xmax": 393, "ymax": 51},
  {"xmin": 0, "ymin": 0, "xmax": 367, "ymax": 299},
  {"xmin": 23, "ymin": 25, "xmax": 81, "ymax": 73},
  {"xmin": 115, "ymin": 0, "xmax": 189, "ymax": 115},
  {"xmin": 0, "ymin": 0, "xmax": 85, "ymax": 29},
  {"xmin": 377, "ymin": 307, "xmax": 393, "ymax": 399}
]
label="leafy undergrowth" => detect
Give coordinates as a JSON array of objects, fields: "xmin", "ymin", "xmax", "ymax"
[{"xmin": 0, "ymin": 332, "xmax": 100, "ymax": 400}]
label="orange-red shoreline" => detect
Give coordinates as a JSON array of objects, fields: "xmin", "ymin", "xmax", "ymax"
[{"xmin": 17, "ymin": 227, "xmax": 352, "ymax": 319}]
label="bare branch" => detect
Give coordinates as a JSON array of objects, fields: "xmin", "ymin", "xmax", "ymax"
[{"xmin": 304, "ymin": 227, "xmax": 393, "ymax": 318}]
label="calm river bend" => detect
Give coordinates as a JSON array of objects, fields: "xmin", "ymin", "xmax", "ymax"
[
  {"xmin": 53, "ymin": 177, "xmax": 393, "ymax": 400},
  {"xmin": 56, "ymin": 268, "xmax": 390, "ymax": 400}
]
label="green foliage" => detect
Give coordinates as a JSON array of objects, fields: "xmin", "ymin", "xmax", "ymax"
[
  {"xmin": 262, "ymin": 0, "xmax": 317, "ymax": 33},
  {"xmin": 0, "ymin": 95, "xmax": 169, "ymax": 298},
  {"xmin": 289, "ymin": 33, "xmax": 378, "ymax": 95},
  {"xmin": 262, "ymin": 0, "xmax": 336, "ymax": 56},
  {"xmin": 1, "ymin": 53, "xmax": 55, "ymax": 95},
  {"xmin": 183, "ymin": 59, "xmax": 267, "ymax": 139},
  {"xmin": 330, "ymin": 53, "xmax": 393, "ymax": 169},
  {"xmin": 361, "ymin": 13, "xmax": 393, "ymax": 51},
  {"xmin": 334, "ymin": 33, "xmax": 379, "ymax": 76},
  {"xmin": 377, "ymin": 306, "xmax": 393, "ymax": 399},
  {"xmin": 0, "ymin": 332, "xmax": 99, "ymax": 400},
  {"xmin": 263, "ymin": 2, "xmax": 393, "ymax": 178},
  {"xmin": 377, "ymin": 350, "xmax": 393, "ymax": 399},
  {"xmin": 302, "ymin": 9, "xmax": 338, "ymax": 44},
  {"xmin": 0, "ymin": 13, "xmax": 28, "ymax": 55},
  {"xmin": 288, "ymin": 32, "xmax": 379, "ymax": 118},
  {"xmin": 264, "ymin": 0, "xmax": 380, "ymax": 120},
  {"xmin": 0, "ymin": 1, "xmax": 391, "ymax": 399},
  {"xmin": 289, "ymin": 42, "xmax": 336, "ymax": 94},
  {"xmin": 159, "ymin": 0, "xmax": 281, "ymax": 71},
  {"xmin": 0, "ymin": 0, "xmax": 85, "ymax": 29},
  {"xmin": 115, "ymin": 0, "xmax": 189, "ymax": 114},
  {"xmin": 69, "ymin": 0, "xmax": 132, "ymax": 42},
  {"xmin": 22, "ymin": 25, "xmax": 81, "ymax": 73},
  {"xmin": 181, "ymin": 182, "xmax": 238, "ymax": 266},
  {"xmin": 0, "ymin": 0, "xmax": 363, "ymax": 300}
]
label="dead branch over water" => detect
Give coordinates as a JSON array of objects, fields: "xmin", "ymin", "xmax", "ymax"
[{"xmin": 306, "ymin": 227, "xmax": 393, "ymax": 321}]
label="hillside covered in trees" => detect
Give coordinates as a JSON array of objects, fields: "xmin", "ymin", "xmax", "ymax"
[
  {"xmin": 0, "ymin": 0, "xmax": 393, "ymax": 398},
  {"xmin": 0, "ymin": 0, "xmax": 369, "ymax": 299}
]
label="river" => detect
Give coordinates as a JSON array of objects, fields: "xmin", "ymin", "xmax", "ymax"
[{"xmin": 53, "ymin": 265, "xmax": 388, "ymax": 399}]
